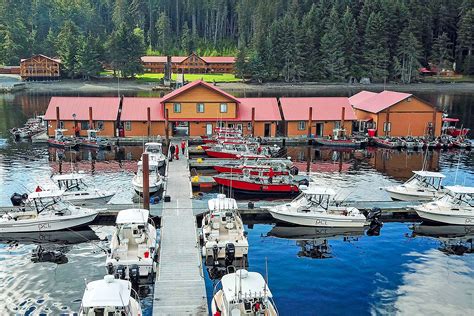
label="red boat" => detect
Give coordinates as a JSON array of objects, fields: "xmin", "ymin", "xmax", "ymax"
[
  {"xmin": 214, "ymin": 161, "xmax": 295, "ymax": 176},
  {"xmin": 213, "ymin": 173, "xmax": 304, "ymax": 197},
  {"xmin": 442, "ymin": 117, "xmax": 470, "ymax": 137},
  {"xmin": 205, "ymin": 143, "xmax": 269, "ymax": 159}
]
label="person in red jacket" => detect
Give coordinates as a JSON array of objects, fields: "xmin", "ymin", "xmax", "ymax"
[{"xmin": 181, "ymin": 140, "xmax": 186, "ymax": 154}]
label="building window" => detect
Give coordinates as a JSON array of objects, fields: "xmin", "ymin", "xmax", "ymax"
[
  {"xmin": 247, "ymin": 122, "xmax": 252, "ymax": 131},
  {"xmin": 58, "ymin": 121, "xmax": 65, "ymax": 129},
  {"xmin": 196, "ymin": 103, "xmax": 205, "ymax": 113},
  {"xmin": 237, "ymin": 124, "xmax": 243, "ymax": 131},
  {"xmin": 228, "ymin": 123, "xmax": 235, "ymax": 128},
  {"xmin": 334, "ymin": 121, "xmax": 341, "ymax": 129},
  {"xmin": 173, "ymin": 103, "xmax": 181, "ymax": 113},
  {"xmin": 125, "ymin": 121, "xmax": 131, "ymax": 131},
  {"xmin": 298, "ymin": 121, "xmax": 306, "ymax": 130},
  {"xmin": 80, "ymin": 121, "xmax": 90, "ymax": 130},
  {"xmin": 217, "ymin": 121, "xmax": 225, "ymax": 128},
  {"xmin": 220, "ymin": 103, "xmax": 228, "ymax": 113},
  {"xmin": 96, "ymin": 121, "xmax": 104, "ymax": 130},
  {"xmin": 383, "ymin": 122, "xmax": 391, "ymax": 132}
]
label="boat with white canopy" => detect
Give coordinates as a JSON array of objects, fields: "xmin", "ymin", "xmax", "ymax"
[
  {"xmin": 106, "ymin": 208, "xmax": 158, "ymax": 280},
  {"xmin": 52, "ymin": 173, "xmax": 115, "ymax": 206},
  {"xmin": 201, "ymin": 194, "xmax": 249, "ymax": 266},
  {"xmin": 0, "ymin": 191, "xmax": 98, "ymax": 233},
  {"xmin": 385, "ymin": 171, "xmax": 446, "ymax": 201},
  {"xmin": 266, "ymin": 185, "xmax": 368, "ymax": 227},
  {"xmin": 211, "ymin": 269, "xmax": 278, "ymax": 316},
  {"xmin": 142, "ymin": 142, "xmax": 167, "ymax": 167},
  {"xmin": 132, "ymin": 159, "xmax": 164, "ymax": 195},
  {"xmin": 414, "ymin": 186, "xmax": 474, "ymax": 225},
  {"xmin": 79, "ymin": 275, "xmax": 142, "ymax": 316}
]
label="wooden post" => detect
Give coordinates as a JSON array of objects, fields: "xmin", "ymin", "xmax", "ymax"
[
  {"xmin": 165, "ymin": 108, "xmax": 169, "ymax": 145},
  {"xmin": 431, "ymin": 109, "xmax": 437, "ymax": 138},
  {"xmin": 306, "ymin": 145, "xmax": 311, "ymax": 173},
  {"xmin": 89, "ymin": 107, "xmax": 94, "ymax": 129},
  {"xmin": 147, "ymin": 107, "xmax": 151, "ymax": 137},
  {"xmin": 56, "ymin": 106, "xmax": 60, "ymax": 129},
  {"xmin": 142, "ymin": 153, "xmax": 150, "ymax": 210},
  {"xmin": 251, "ymin": 107, "xmax": 255, "ymax": 137},
  {"xmin": 340, "ymin": 107, "xmax": 345, "ymax": 130},
  {"xmin": 385, "ymin": 109, "xmax": 390, "ymax": 137},
  {"xmin": 307, "ymin": 107, "xmax": 313, "ymax": 138}
]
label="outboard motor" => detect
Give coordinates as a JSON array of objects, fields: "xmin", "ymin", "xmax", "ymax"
[
  {"xmin": 31, "ymin": 246, "xmax": 68, "ymax": 264},
  {"xmin": 212, "ymin": 244, "xmax": 219, "ymax": 266},
  {"xmin": 225, "ymin": 243, "xmax": 235, "ymax": 266},
  {"xmin": 129, "ymin": 264, "xmax": 140, "ymax": 289},
  {"xmin": 366, "ymin": 207, "xmax": 383, "ymax": 236},
  {"xmin": 289, "ymin": 166, "xmax": 299, "ymax": 176},
  {"xmin": 107, "ymin": 262, "xmax": 115, "ymax": 275},
  {"xmin": 10, "ymin": 193, "xmax": 27, "ymax": 206},
  {"xmin": 115, "ymin": 264, "xmax": 126, "ymax": 279},
  {"xmin": 298, "ymin": 178, "xmax": 310, "ymax": 187}
]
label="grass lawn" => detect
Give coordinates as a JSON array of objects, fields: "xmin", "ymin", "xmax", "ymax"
[
  {"xmin": 136, "ymin": 73, "xmax": 241, "ymax": 83},
  {"xmin": 420, "ymin": 75, "xmax": 474, "ymax": 83}
]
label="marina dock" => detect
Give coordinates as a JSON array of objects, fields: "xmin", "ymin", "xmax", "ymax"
[{"xmin": 152, "ymin": 144, "xmax": 208, "ymax": 315}]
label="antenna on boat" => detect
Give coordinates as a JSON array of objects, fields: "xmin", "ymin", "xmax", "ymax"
[
  {"xmin": 264, "ymin": 256, "xmax": 269, "ymax": 297},
  {"xmin": 454, "ymin": 151, "xmax": 462, "ymax": 185}
]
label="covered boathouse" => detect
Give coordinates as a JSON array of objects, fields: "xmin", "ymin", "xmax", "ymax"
[{"xmin": 349, "ymin": 90, "xmax": 443, "ymax": 137}]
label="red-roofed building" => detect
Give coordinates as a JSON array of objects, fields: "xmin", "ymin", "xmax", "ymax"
[
  {"xmin": 349, "ymin": 90, "xmax": 442, "ymax": 137},
  {"xmin": 44, "ymin": 97, "xmax": 120, "ymax": 137},
  {"xmin": 279, "ymin": 97, "xmax": 356, "ymax": 137},
  {"xmin": 160, "ymin": 80, "xmax": 280, "ymax": 137},
  {"xmin": 141, "ymin": 52, "xmax": 235, "ymax": 74},
  {"xmin": 120, "ymin": 97, "xmax": 166, "ymax": 137}
]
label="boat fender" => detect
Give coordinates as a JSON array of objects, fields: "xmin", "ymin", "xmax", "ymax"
[{"xmin": 106, "ymin": 262, "xmax": 114, "ymax": 275}]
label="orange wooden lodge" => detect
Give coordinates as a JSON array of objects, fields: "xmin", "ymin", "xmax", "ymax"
[
  {"xmin": 141, "ymin": 52, "xmax": 235, "ymax": 74},
  {"xmin": 20, "ymin": 54, "xmax": 61, "ymax": 81},
  {"xmin": 43, "ymin": 80, "xmax": 443, "ymax": 139}
]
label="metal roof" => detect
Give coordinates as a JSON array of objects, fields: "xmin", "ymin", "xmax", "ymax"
[
  {"xmin": 208, "ymin": 194, "xmax": 238, "ymax": 211},
  {"xmin": 413, "ymin": 171, "xmax": 446, "ymax": 178},
  {"xmin": 350, "ymin": 90, "xmax": 413, "ymax": 113},
  {"xmin": 237, "ymin": 98, "xmax": 281, "ymax": 121},
  {"xmin": 52, "ymin": 173, "xmax": 86, "ymax": 181},
  {"xmin": 160, "ymin": 80, "xmax": 240, "ymax": 104},
  {"xmin": 279, "ymin": 97, "xmax": 356, "ymax": 121},
  {"xmin": 120, "ymin": 97, "xmax": 164, "ymax": 121},
  {"xmin": 116, "ymin": 208, "xmax": 149, "ymax": 224},
  {"xmin": 221, "ymin": 270, "xmax": 272, "ymax": 301},
  {"xmin": 81, "ymin": 275, "xmax": 131, "ymax": 307},
  {"xmin": 301, "ymin": 185, "xmax": 336, "ymax": 196},
  {"xmin": 44, "ymin": 97, "xmax": 120, "ymax": 121},
  {"xmin": 446, "ymin": 186, "xmax": 474, "ymax": 194}
]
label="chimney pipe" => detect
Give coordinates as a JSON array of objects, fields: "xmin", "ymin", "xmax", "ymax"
[{"xmin": 56, "ymin": 106, "xmax": 60, "ymax": 129}]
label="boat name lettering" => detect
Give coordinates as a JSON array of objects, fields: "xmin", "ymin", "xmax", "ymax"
[
  {"xmin": 38, "ymin": 223, "xmax": 51, "ymax": 230},
  {"xmin": 315, "ymin": 219, "xmax": 327, "ymax": 226}
]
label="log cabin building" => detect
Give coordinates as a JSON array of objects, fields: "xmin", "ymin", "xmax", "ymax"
[
  {"xmin": 141, "ymin": 53, "xmax": 235, "ymax": 74},
  {"xmin": 349, "ymin": 90, "xmax": 443, "ymax": 137},
  {"xmin": 20, "ymin": 54, "xmax": 61, "ymax": 81}
]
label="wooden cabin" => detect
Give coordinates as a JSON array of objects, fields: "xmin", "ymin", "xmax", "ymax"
[
  {"xmin": 20, "ymin": 54, "xmax": 61, "ymax": 81},
  {"xmin": 160, "ymin": 80, "xmax": 280, "ymax": 137},
  {"xmin": 141, "ymin": 52, "xmax": 235, "ymax": 74},
  {"xmin": 279, "ymin": 97, "xmax": 356, "ymax": 137},
  {"xmin": 120, "ymin": 97, "xmax": 166, "ymax": 137},
  {"xmin": 43, "ymin": 97, "xmax": 120, "ymax": 137},
  {"xmin": 349, "ymin": 90, "xmax": 443, "ymax": 137}
]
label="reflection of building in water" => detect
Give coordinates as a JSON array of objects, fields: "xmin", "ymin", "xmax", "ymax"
[
  {"xmin": 287, "ymin": 147, "xmax": 363, "ymax": 173},
  {"xmin": 367, "ymin": 149, "xmax": 440, "ymax": 181}
]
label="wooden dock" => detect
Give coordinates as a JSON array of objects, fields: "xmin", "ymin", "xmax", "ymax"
[{"xmin": 153, "ymin": 143, "xmax": 208, "ymax": 315}]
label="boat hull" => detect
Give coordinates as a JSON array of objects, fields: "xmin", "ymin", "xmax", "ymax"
[
  {"xmin": 415, "ymin": 209, "xmax": 474, "ymax": 226},
  {"xmin": 48, "ymin": 139, "xmax": 77, "ymax": 149},
  {"xmin": 385, "ymin": 187, "xmax": 439, "ymax": 201},
  {"xmin": 213, "ymin": 165, "xmax": 288, "ymax": 176},
  {"xmin": 0, "ymin": 212, "xmax": 98, "ymax": 233},
  {"xmin": 268, "ymin": 209, "xmax": 367, "ymax": 228},
  {"xmin": 62, "ymin": 192, "xmax": 115, "ymax": 206},
  {"xmin": 315, "ymin": 138, "xmax": 362, "ymax": 148},
  {"xmin": 213, "ymin": 176, "xmax": 300, "ymax": 197}
]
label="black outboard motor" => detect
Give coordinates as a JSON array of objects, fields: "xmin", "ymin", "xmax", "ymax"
[
  {"xmin": 225, "ymin": 243, "xmax": 235, "ymax": 266},
  {"xmin": 107, "ymin": 262, "xmax": 115, "ymax": 275},
  {"xmin": 290, "ymin": 166, "xmax": 299, "ymax": 176},
  {"xmin": 212, "ymin": 244, "xmax": 219, "ymax": 266},
  {"xmin": 115, "ymin": 264, "xmax": 126, "ymax": 279},
  {"xmin": 366, "ymin": 207, "xmax": 383, "ymax": 236},
  {"xmin": 11, "ymin": 193, "xmax": 27, "ymax": 206},
  {"xmin": 298, "ymin": 178, "xmax": 310, "ymax": 187},
  {"xmin": 129, "ymin": 264, "xmax": 140, "ymax": 289}
]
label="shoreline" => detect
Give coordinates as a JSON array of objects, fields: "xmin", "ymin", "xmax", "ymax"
[{"xmin": 3, "ymin": 77, "xmax": 474, "ymax": 95}]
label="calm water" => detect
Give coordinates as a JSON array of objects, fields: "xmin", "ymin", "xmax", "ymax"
[{"xmin": 0, "ymin": 90, "xmax": 473, "ymax": 315}]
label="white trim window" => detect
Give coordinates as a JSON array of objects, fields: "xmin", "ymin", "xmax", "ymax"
[
  {"xmin": 58, "ymin": 121, "xmax": 65, "ymax": 129},
  {"xmin": 173, "ymin": 103, "xmax": 181, "ymax": 113},
  {"xmin": 298, "ymin": 121, "xmax": 306, "ymax": 130},
  {"xmin": 237, "ymin": 124, "xmax": 243, "ymax": 131},
  {"xmin": 220, "ymin": 103, "xmax": 228, "ymax": 113},
  {"xmin": 125, "ymin": 121, "xmax": 131, "ymax": 131},
  {"xmin": 247, "ymin": 122, "xmax": 252, "ymax": 131},
  {"xmin": 383, "ymin": 122, "xmax": 391, "ymax": 132},
  {"xmin": 334, "ymin": 121, "xmax": 341, "ymax": 129},
  {"xmin": 196, "ymin": 103, "xmax": 205, "ymax": 113},
  {"xmin": 96, "ymin": 120, "xmax": 104, "ymax": 130}
]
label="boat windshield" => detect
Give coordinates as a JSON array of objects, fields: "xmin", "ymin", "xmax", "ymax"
[
  {"xmin": 301, "ymin": 193, "xmax": 331, "ymax": 210},
  {"xmin": 146, "ymin": 146, "xmax": 161, "ymax": 154},
  {"xmin": 58, "ymin": 178, "xmax": 87, "ymax": 191},
  {"xmin": 32, "ymin": 196, "xmax": 68, "ymax": 214},
  {"xmin": 406, "ymin": 174, "xmax": 443, "ymax": 190},
  {"xmin": 438, "ymin": 192, "xmax": 474, "ymax": 207}
]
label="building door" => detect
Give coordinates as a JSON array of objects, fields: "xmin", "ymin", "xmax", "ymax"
[
  {"xmin": 206, "ymin": 124, "xmax": 213, "ymax": 136},
  {"xmin": 316, "ymin": 123, "xmax": 324, "ymax": 137},
  {"xmin": 264, "ymin": 123, "xmax": 271, "ymax": 137}
]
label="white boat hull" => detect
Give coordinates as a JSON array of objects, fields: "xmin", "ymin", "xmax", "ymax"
[
  {"xmin": 62, "ymin": 191, "xmax": 115, "ymax": 206},
  {"xmin": 131, "ymin": 177, "xmax": 162, "ymax": 194},
  {"xmin": 415, "ymin": 209, "xmax": 474, "ymax": 226},
  {"xmin": 386, "ymin": 187, "xmax": 440, "ymax": 201},
  {"xmin": 269, "ymin": 209, "xmax": 367, "ymax": 228},
  {"xmin": 0, "ymin": 211, "xmax": 98, "ymax": 233}
]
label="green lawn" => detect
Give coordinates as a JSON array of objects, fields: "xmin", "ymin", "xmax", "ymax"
[{"xmin": 136, "ymin": 73, "xmax": 241, "ymax": 83}]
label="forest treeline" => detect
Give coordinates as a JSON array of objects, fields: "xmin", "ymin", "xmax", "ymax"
[{"xmin": 0, "ymin": 0, "xmax": 473, "ymax": 82}]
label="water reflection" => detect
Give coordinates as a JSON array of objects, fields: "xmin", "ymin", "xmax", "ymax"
[{"xmin": 411, "ymin": 224, "xmax": 473, "ymax": 256}]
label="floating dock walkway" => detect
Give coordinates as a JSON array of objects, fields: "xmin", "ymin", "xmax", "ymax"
[{"xmin": 153, "ymin": 143, "xmax": 208, "ymax": 315}]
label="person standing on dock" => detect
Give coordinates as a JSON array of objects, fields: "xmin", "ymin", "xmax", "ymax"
[
  {"xmin": 175, "ymin": 145, "xmax": 179, "ymax": 160},
  {"xmin": 181, "ymin": 140, "xmax": 186, "ymax": 154},
  {"xmin": 169, "ymin": 144, "xmax": 175, "ymax": 161}
]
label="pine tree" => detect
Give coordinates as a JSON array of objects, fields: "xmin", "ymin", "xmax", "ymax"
[
  {"xmin": 362, "ymin": 12, "xmax": 389, "ymax": 82},
  {"xmin": 235, "ymin": 48, "xmax": 248, "ymax": 79},
  {"xmin": 180, "ymin": 22, "xmax": 192, "ymax": 54},
  {"xmin": 458, "ymin": 8, "xmax": 474, "ymax": 75},
  {"xmin": 57, "ymin": 20, "xmax": 81, "ymax": 78},
  {"xmin": 319, "ymin": 7, "xmax": 347, "ymax": 81},
  {"xmin": 156, "ymin": 11, "xmax": 172, "ymax": 55},
  {"xmin": 431, "ymin": 32, "xmax": 452, "ymax": 82},
  {"xmin": 340, "ymin": 6, "xmax": 358, "ymax": 78},
  {"xmin": 394, "ymin": 28, "xmax": 422, "ymax": 83},
  {"xmin": 76, "ymin": 33, "xmax": 103, "ymax": 80},
  {"xmin": 107, "ymin": 24, "xmax": 145, "ymax": 78}
]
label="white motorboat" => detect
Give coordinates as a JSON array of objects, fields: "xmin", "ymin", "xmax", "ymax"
[
  {"xmin": 201, "ymin": 194, "xmax": 249, "ymax": 266},
  {"xmin": 52, "ymin": 173, "xmax": 115, "ymax": 206},
  {"xmin": 0, "ymin": 191, "xmax": 98, "ymax": 233},
  {"xmin": 266, "ymin": 185, "xmax": 368, "ymax": 227},
  {"xmin": 142, "ymin": 142, "xmax": 167, "ymax": 167},
  {"xmin": 414, "ymin": 186, "xmax": 474, "ymax": 225},
  {"xmin": 106, "ymin": 208, "xmax": 158, "ymax": 279},
  {"xmin": 132, "ymin": 160, "xmax": 164, "ymax": 195},
  {"xmin": 385, "ymin": 171, "xmax": 446, "ymax": 201},
  {"xmin": 211, "ymin": 269, "xmax": 278, "ymax": 316},
  {"xmin": 80, "ymin": 275, "xmax": 142, "ymax": 316}
]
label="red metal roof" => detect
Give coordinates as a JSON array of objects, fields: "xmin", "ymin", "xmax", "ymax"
[
  {"xmin": 348, "ymin": 91, "xmax": 377, "ymax": 106},
  {"xmin": 279, "ymin": 97, "xmax": 356, "ymax": 121},
  {"xmin": 121, "ymin": 97, "xmax": 164, "ymax": 121},
  {"xmin": 237, "ymin": 98, "xmax": 281, "ymax": 121},
  {"xmin": 44, "ymin": 97, "xmax": 120, "ymax": 121},
  {"xmin": 350, "ymin": 90, "xmax": 412, "ymax": 113},
  {"xmin": 160, "ymin": 80, "xmax": 240, "ymax": 104},
  {"xmin": 141, "ymin": 56, "xmax": 234, "ymax": 64},
  {"xmin": 201, "ymin": 56, "xmax": 235, "ymax": 63}
]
